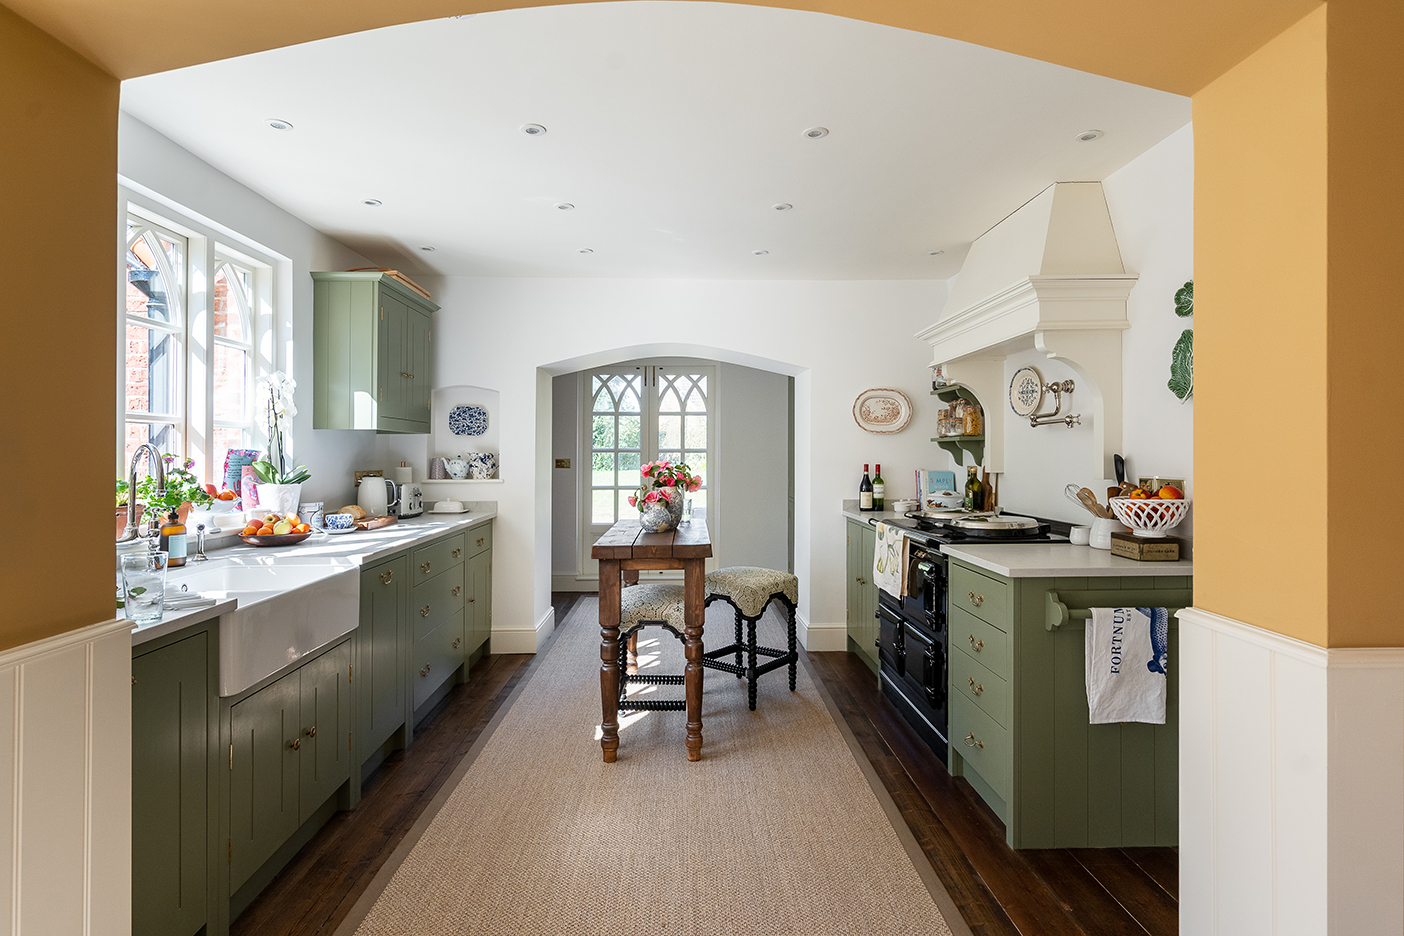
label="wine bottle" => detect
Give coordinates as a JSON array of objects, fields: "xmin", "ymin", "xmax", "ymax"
[
  {"xmin": 859, "ymin": 464, "xmax": 874, "ymax": 511},
  {"xmin": 872, "ymin": 464, "xmax": 885, "ymax": 511},
  {"xmin": 963, "ymin": 466, "xmax": 983, "ymax": 511}
]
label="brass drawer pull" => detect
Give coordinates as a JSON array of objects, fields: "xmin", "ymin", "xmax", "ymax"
[
  {"xmin": 968, "ymin": 677, "xmax": 984, "ymax": 696},
  {"xmin": 452, "ymin": 637, "xmax": 461, "ymax": 649},
  {"xmin": 476, "ymin": 537, "xmax": 485, "ymax": 548},
  {"xmin": 452, "ymin": 586, "xmax": 462, "ymax": 597},
  {"xmin": 306, "ymin": 726, "xmax": 317, "ymax": 738},
  {"xmin": 856, "ymin": 576, "xmax": 866, "ymax": 585},
  {"xmin": 290, "ymin": 738, "xmax": 301, "ymax": 751},
  {"xmin": 968, "ymin": 591, "xmax": 984, "ymax": 607},
  {"xmin": 963, "ymin": 732, "xmax": 984, "ymax": 749},
  {"xmin": 401, "ymin": 371, "xmax": 414, "ymax": 378},
  {"xmin": 420, "ymin": 663, "xmax": 432, "ymax": 677},
  {"xmin": 968, "ymin": 634, "xmax": 984, "ymax": 651},
  {"xmin": 420, "ymin": 605, "xmax": 431, "ymax": 618},
  {"xmin": 468, "ymin": 597, "xmax": 476, "ymax": 603},
  {"xmin": 452, "ymin": 548, "xmax": 462, "ymax": 559},
  {"xmin": 420, "ymin": 561, "xmax": 432, "ymax": 574},
  {"xmin": 380, "ymin": 570, "xmax": 394, "ymax": 585}
]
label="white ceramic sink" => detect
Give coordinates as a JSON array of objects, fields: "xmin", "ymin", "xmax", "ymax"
[{"xmin": 169, "ymin": 559, "xmax": 359, "ymax": 697}]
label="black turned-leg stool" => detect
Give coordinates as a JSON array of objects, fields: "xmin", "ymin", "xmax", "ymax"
[
  {"xmin": 616, "ymin": 583, "xmax": 689, "ymax": 714},
  {"xmin": 700, "ymin": 567, "xmax": 799, "ymax": 711}
]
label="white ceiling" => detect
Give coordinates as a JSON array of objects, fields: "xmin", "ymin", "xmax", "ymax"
[{"xmin": 120, "ymin": 1, "xmax": 1190, "ymax": 280}]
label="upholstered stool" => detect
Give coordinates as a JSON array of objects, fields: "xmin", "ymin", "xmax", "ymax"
[
  {"xmin": 701, "ymin": 567, "xmax": 799, "ymax": 710},
  {"xmin": 616, "ymin": 583, "xmax": 688, "ymax": 713}
]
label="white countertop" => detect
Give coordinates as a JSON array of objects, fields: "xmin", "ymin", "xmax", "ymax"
[
  {"xmin": 130, "ymin": 509, "xmax": 495, "ymax": 647},
  {"xmin": 841, "ymin": 505, "xmax": 1191, "ymax": 578}
]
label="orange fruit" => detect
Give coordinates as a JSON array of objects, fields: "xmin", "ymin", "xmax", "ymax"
[
  {"xmin": 287, "ymin": 514, "xmax": 301, "ymax": 526},
  {"xmin": 241, "ymin": 525, "xmax": 260, "ymax": 536},
  {"xmin": 295, "ymin": 523, "xmax": 311, "ymax": 533},
  {"xmin": 218, "ymin": 490, "xmax": 237, "ymax": 501}
]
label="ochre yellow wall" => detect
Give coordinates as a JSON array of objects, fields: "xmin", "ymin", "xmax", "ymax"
[
  {"xmin": 0, "ymin": 3, "xmax": 119, "ymax": 652},
  {"xmin": 1191, "ymin": 8, "xmax": 1329, "ymax": 645},
  {"xmin": 5, "ymin": 0, "xmax": 1319, "ymax": 93},
  {"xmin": 1325, "ymin": 0, "xmax": 1404, "ymax": 647}
]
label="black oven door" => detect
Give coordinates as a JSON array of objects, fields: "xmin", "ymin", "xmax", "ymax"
[
  {"xmin": 900, "ymin": 619, "xmax": 946, "ymax": 714},
  {"xmin": 877, "ymin": 600, "xmax": 905, "ymax": 676}
]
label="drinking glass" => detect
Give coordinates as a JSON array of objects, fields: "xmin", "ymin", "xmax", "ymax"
[{"xmin": 121, "ymin": 551, "xmax": 168, "ymax": 625}]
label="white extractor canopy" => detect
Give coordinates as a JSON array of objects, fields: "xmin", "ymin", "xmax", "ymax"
[{"xmin": 917, "ymin": 182, "xmax": 1136, "ymax": 477}]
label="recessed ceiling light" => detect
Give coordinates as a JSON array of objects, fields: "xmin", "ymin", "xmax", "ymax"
[
  {"xmin": 803, "ymin": 127, "xmax": 829, "ymax": 139},
  {"xmin": 556, "ymin": 202, "xmax": 575, "ymax": 211},
  {"xmin": 1076, "ymin": 129, "xmax": 1105, "ymax": 142},
  {"xmin": 578, "ymin": 248, "xmax": 594, "ymax": 254},
  {"xmin": 265, "ymin": 118, "xmax": 294, "ymax": 131},
  {"xmin": 362, "ymin": 198, "xmax": 382, "ymax": 207},
  {"xmin": 521, "ymin": 124, "xmax": 547, "ymax": 136},
  {"xmin": 752, "ymin": 249, "xmax": 769, "ymax": 256},
  {"xmin": 929, "ymin": 250, "xmax": 945, "ymax": 256},
  {"xmin": 419, "ymin": 246, "xmax": 435, "ymax": 252},
  {"xmin": 773, "ymin": 203, "xmax": 793, "ymax": 211}
]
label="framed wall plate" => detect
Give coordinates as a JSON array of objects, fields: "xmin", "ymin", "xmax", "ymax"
[
  {"xmin": 1009, "ymin": 366, "xmax": 1044, "ymax": 418},
  {"xmin": 853, "ymin": 388, "xmax": 912, "ymax": 433},
  {"xmin": 448, "ymin": 404, "xmax": 488, "ymax": 436}
]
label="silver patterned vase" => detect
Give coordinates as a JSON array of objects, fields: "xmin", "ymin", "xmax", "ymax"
[{"xmin": 639, "ymin": 486, "xmax": 685, "ymax": 533}]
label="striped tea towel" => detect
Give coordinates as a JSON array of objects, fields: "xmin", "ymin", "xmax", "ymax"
[
  {"xmin": 1085, "ymin": 607, "xmax": 1169, "ymax": 724},
  {"xmin": 872, "ymin": 523, "xmax": 908, "ymax": 599}
]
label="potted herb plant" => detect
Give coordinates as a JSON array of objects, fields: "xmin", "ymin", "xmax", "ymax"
[
  {"xmin": 134, "ymin": 454, "xmax": 215, "ymax": 524},
  {"xmin": 252, "ymin": 371, "xmax": 311, "ymax": 516}
]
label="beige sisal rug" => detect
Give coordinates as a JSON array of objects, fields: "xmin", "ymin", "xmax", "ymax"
[{"xmin": 341, "ymin": 597, "xmax": 962, "ymax": 936}]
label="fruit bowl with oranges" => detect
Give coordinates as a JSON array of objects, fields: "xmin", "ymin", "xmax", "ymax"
[
  {"xmin": 239, "ymin": 512, "xmax": 315, "ymax": 547},
  {"xmin": 1109, "ymin": 485, "xmax": 1189, "ymax": 538}
]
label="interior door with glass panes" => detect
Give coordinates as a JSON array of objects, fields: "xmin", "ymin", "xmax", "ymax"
[{"xmin": 581, "ymin": 362, "xmax": 716, "ymax": 580}]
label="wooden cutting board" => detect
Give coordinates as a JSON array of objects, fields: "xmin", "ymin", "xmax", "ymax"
[{"xmin": 355, "ymin": 515, "xmax": 398, "ymax": 531}]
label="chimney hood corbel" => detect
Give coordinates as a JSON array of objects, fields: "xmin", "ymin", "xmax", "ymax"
[{"xmin": 916, "ymin": 182, "xmax": 1136, "ymax": 477}]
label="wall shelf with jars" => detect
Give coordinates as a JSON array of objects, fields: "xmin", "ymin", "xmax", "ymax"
[{"xmin": 930, "ymin": 383, "xmax": 985, "ymax": 466}]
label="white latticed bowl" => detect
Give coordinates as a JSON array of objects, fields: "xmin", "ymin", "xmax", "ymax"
[{"xmin": 1108, "ymin": 497, "xmax": 1190, "ymax": 538}]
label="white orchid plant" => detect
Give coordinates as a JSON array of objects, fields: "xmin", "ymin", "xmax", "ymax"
[{"xmin": 251, "ymin": 371, "xmax": 311, "ymax": 485}]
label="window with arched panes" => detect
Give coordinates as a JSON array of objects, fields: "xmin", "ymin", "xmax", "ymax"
[
  {"xmin": 581, "ymin": 361, "xmax": 716, "ymax": 577},
  {"xmin": 211, "ymin": 256, "xmax": 256, "ymax": 473},
  {"xmin": 123, "ymin": 217, "xmax": 186, "ymax": 464}
]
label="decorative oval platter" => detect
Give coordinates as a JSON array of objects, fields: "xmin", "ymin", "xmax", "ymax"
[
  {"xmin": 448, "ymin": 404, "xmax": 489, "ymax": 436},
  {"xmin": 1008, "ymin": 366, "xmax": 1044, "ymax": 418},
  {"xmin": 853, "ymin": 388, "xmax": 913, "ymax": 434}
]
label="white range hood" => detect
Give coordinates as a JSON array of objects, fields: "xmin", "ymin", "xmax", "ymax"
[{"xmin": 918, "ymin": 182, "xmax": 1136, "ymax": 476}]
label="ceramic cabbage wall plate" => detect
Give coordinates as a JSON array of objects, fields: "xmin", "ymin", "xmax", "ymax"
[{"xmin": 852, "ymin": 388, "xmax": 912, "ymax": 433}]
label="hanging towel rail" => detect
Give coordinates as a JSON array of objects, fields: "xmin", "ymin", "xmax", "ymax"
[{"xmin": 1045, "ymin": 589, "xmax": 1187, "ymax": 631}]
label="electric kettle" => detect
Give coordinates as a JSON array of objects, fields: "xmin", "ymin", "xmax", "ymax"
[{"xmin": 356, "ymin": 477, "xmax": 400, "ymax": 517}]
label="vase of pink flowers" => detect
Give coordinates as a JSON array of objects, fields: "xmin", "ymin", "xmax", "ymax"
[{"xmin": 629, "ymin": 460, "xmax": 702, "ymax": 533}]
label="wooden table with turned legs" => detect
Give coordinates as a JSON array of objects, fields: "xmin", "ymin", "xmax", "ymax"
[{"xmin": 592, "ymin": 518, "xmax": 712, "ymax": 762}]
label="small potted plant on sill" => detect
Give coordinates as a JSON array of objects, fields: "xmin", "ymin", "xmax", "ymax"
[
  {"xmin": 627, "ymin": 460, "xmax": 702, "ymax": 533},
  {"xmin": 251, "ymin": 371, "xmax": 311, "ymax": 517},
  {"xmin": 134, "ymin": 454, "xmax": 215, "ymax": 526}
]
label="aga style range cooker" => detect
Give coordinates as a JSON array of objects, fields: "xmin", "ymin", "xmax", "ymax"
[{"xmin": 870, "ymin": 511, "xmax": 1068, "ymax": 764}]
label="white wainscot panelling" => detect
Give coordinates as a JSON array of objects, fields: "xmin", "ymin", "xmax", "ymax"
[
  {"xmin": 1179, "ymin": 607, "xmax": 1404, "ymax": 936},
  {"xmin": 0, "ymin": 619, "xmax": 132, "ymax": 936}
]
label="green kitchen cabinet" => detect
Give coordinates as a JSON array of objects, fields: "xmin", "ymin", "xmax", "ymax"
[
  {"xmin": 945, "ymin": 560, "xmax": 1192, "ymax": 849},
  {"xmin": 311, "ymin": 271, "xmax": 439, "ymax": 434},
  {"xmin": 845, "ymin": 517, "xmax": 879, "ymax": 672},
  {"xmin": 467, "ymin": 532, "xmax": 493, "ymax": 654},
  {"xmin": 228, "ymin": 640, "xmax": 352, "ymax": 892},
  {"xmin": 358, "ymin": 556, "xmax": 408, "ymax": 760},
  {"xmin": 132, "ymin": 626, "xmax": 218, "ymax": 936}
]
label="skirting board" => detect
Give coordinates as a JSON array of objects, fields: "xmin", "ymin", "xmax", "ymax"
[
  {"xmin": 491, "ymin": 607, "xmax": 556, "ymax": 654},
  {"xmin": 551, "ymin": 574, "xmax": 598, "ymax": 592},
  {"xmin": 799, "ymin": 614, "xmax": 846, "ymax": 652},
  {"xmin": 1177, "ymin": 606, "xmax": 1404, "ymax": 935}
]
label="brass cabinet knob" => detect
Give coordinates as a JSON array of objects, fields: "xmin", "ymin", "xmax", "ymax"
[
  {"xmin": 306, "ymin": 726, "xmax": 317, "ymax": 738},
  {"xmin": 420, "ymin": 605, "xmax": 431, "ymax": 618},
  {"xmin": 452, "ymin": 638, "xmax": 461, "ymax": 649},
  {"xmin": 963, "ymin": 732, "xmax": 984, "ymax": 749},
  {"xmin": 380, "ymin": 570, "xmax": 394, "ymax": 585},
  {"xmin": 968, "ymin": 677, "xmax": 984, "ymax": 696},
  {"xmin": 476, "ymin": 537, "xmax": 484, "ymax": 547},
  {"xmin": 452, "ymin": 548, "xmax": 462, "ymax": 558},
  {"xmin": 968, "ymin": 634, "xmax": 984, "ymax": 651},
  {"xmin": 468, "ymin": 597, "xmax": 476, "ymax": 603},
  {"xmin": 968, "ymin": 591, "xmax": 984, "ymax": 607},
  {"xmin": 290, "ymin": 739, "xmax": 301, "ymax": 751},
  {"xmin": 452, "ymin": 586, "xmax": 461, "ymax": 597},
  {"xmin": 420, "ymin": 561, "xmax": 432, "ymax": 574}
]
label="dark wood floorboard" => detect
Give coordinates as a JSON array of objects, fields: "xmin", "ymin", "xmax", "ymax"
[{"xmin": 809, "ymin": 649, "xmax": 1179, "ymax": 936}]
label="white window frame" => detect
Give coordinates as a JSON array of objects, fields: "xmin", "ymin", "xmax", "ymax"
[
  {"xmin": 117, "ymin": 196, "xmax": 276, "ymax": 487},
  {"xmin": 121, "ymin": 215, "xmax": 188, "ymax": 460},
  {"xmin": 577, "ymin": 359, "xmax": 720, "ymax": 580}
]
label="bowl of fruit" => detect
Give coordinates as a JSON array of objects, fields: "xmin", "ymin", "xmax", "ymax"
[
  {"xmin": 239, "ymin": 512, "xmax": 315, "ymax": 546},
  {"xmin": 1109, "ymin": 485, "xmax": 1189, "ymax": 538}
]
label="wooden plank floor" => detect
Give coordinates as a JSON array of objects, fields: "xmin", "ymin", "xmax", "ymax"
[
  {"xmin": 808, "ymin": 647, "xmax": 1179, "ymax": 936},
  {"xmin": 230, "ymin": 593, "xmax": 1174, "ymax": 936}
]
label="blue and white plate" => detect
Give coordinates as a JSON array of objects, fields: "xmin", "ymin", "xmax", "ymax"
[
  {"xmin": 1008, "ymin": 366, "xmax": 1044, "ymax": 418},
  {"xmin": 449, "ymin": 404, "xmax": 489, "ymax": 436}
]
